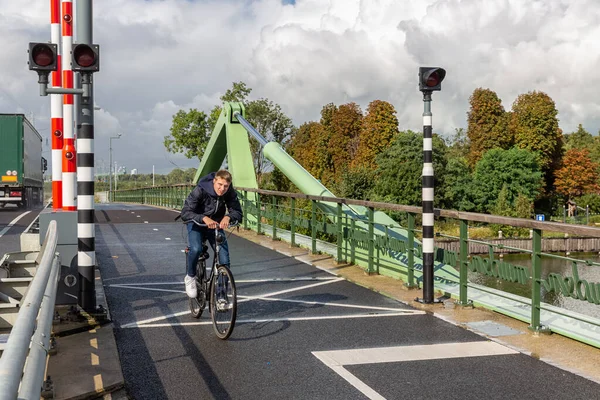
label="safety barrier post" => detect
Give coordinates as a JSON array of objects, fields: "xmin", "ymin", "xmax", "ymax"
[
  {"xmin": 458, "ymin": 219, "xmax": 469, "ymax": 305},
  {"xmin": 367, "ymin": 207, "xmax": 375, "ymax": 274},
  {"xmin": 311, "ymin": 200, "xmax": 317, "ymax": 254},
  {"xmin": 529, "ymin": 228, "xmax": 548, "ymax": 332},
  {"xmin": 405, "ymin": 213, "xmax": 416, "ymax": 288},
  {"xmin": 256, "ymin": 193, "xmax": 262, "ymax": 235},
  {"xmin": 243, "ymin": 191, "xmax": 248, "ymax": 230},
  {"xmin": 272, "ymin": 196, "xmax": 277, "ymax": 240},
  {"xmin": 290, "ymin": 197, "xmax": 296, "ymax": 247},
  {"xmin": 336, "ymin": 203, "xmax": 343, "ymax": 262}
]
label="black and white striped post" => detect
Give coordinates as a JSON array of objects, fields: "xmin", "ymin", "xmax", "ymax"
[
  {"xmin": 417, "ymin": 67, "xmax": 446, "ymax": 304},
  {"xmin": 74, "ymin": 0, "xmax": 101, "ymax": 312}
]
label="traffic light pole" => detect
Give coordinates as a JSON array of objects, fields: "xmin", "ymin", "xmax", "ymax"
[
  {"xmin": 416, "ymin": 91, "xmax": 439, "ymax": 304},
  {"xmin": 75, "ymin": 0, "xmax": 97, "ymax": 312}
]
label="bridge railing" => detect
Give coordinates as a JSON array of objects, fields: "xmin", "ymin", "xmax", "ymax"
[
  {"xmin": 0, "ymin": 220, "xmax": 60, "ymax": 400},
  {"xmin": 112, "ymin": 185, "xmax": 600, "ymax": 347}
]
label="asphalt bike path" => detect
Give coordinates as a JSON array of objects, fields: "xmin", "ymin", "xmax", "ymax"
[{"xmin": 96, "ymin": 204, "xmax": 600, "ymax": 400}]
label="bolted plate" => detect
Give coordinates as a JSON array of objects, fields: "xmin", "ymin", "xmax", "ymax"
[{"xmin": 466, "ymin": 320, "xmax": 523, "ymax": 337}]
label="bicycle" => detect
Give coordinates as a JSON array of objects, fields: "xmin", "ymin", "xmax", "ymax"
[{"xmin": 184, "ymin": 220, "xmax": 238, "ymax": 340}]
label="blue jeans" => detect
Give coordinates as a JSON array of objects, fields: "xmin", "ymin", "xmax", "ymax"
[{"xmin": 186, "ymin": 223, "xmax": 230, "ymax": 277}]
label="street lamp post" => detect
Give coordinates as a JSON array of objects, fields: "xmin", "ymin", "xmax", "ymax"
[{"xmin": 109, "ymin": 133, "xmax": 121, "ymax": 201}]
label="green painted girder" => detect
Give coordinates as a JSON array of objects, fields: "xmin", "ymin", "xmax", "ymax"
[{"xmin": 193, "ymin": 102, "xmax": 258, "ymax": 222}]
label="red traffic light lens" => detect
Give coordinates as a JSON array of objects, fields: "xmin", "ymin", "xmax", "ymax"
[
  {"xmin": 32, "ymin": 44, "xmax": 55, "ymax": 67},
  {"xmin": 73, "ymin": 45, "xmax": 96, "ymax": 67},
  {"xmin": 426, "ymin": 72, "xmax": 441, "ymax": 87}
]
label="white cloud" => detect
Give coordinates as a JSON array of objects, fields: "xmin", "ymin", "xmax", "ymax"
[{"xmin": 2, "ymin": 0, "xmax": 600, "ymax": 175}]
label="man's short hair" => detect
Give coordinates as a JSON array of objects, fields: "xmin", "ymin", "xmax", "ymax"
[{"xmin": 215, "ymin": 169, "xmax": 232, "ymax": 183}]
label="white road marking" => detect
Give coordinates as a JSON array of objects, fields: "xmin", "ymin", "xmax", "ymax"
[
  {"xmin": 109, "ymin": 277, "xmax": 338, "ymax": 286},
  {"xmin": 313, "ymin": 341, "xmax": 518, "ymax": 400},
  {"xmin": 153, "ymin": 229, "xmax": 158, "ymax": 231},
  {"xmin": 0, "ymin": 211, "xmax": 31, "ymax": 238},
  {"xmin": 165, "ymin": 238, "xmax": 171, "ymax": 240},
  {"xmin": 108, "ymin": 285, "xmax": 184, "ymax": 294},
  {"xmin": 237, "ymin": 296, "xmax": 423, "ymax": 313},
  {"xmin": 121, "ymin": 311, "xmax": 418, "ymax": 329}
]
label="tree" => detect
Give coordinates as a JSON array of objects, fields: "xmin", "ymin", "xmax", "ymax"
[
  {"xmin": 554, "ymin": 148, "xmax": 600, "ymax": 199},
  {"xmin": 466, "ymin": 88, "xmax": 511, "ymax": 167},
  {"xmin": 164, "ymin": 109, "xmax": 211, "ymax": 159},
  {"xmin": 440, "ymin": 157, "xmax": 476, "ymax": 211},
  {"xmin": 446, "ymin": 127, "xmax": 470, "ymax": 161},
  {"xmin": 352, "ymin": 100, "xmax": 399, "ymax": 170},
  {"xmin": 371, "ymin": 130, "xmax": 447, "ymax": 206},
  {"xmin": 328, "ymin": 103, "xmax": 363, "ymax": 184},
  {"xmin": 509, "ymin": 91, "xmax": 563, "ymax": 188},
  {"xmin": 564, "ymin": 124, "xmax": 594, "ymax": 151},
  {"xmin": 287, "ymin": 121, "xmax": 331, "ymax": 183},
  {"xmin": 471, "ymin": 147, "xmax": 544, "ymax": 213}
]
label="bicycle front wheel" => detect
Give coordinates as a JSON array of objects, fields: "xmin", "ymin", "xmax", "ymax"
[{"xmin": 210, "ymin": 265, "xmax": 237, "ymax": 339}]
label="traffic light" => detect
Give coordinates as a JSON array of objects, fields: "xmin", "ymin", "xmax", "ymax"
[
  {"xmin": 72, "ymin": 44, "xmax": 100, "ymax": 72},
  {"xmin": 28, "ymin": 43, "xmax": 58, "ymax": 72},
  {"xmin": 419, "ymin": 67, "xmax": 446, "ymax": 92}
]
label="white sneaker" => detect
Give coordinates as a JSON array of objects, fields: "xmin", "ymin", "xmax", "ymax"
[{"xmin": 184, "ymin": 275, "xmax": 197, "ymax": 298}]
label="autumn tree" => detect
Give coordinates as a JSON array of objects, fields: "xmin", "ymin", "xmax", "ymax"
[
  {"xmin": 327, "ymin": 103, "xmax": 363, "ymax": 184},
  {"xmin": 554, "ymin": 148, "xmax": 600, "ymax": 199},
  {"xmin": 509, "ymin": 91, "xmax": 563, "ymax": 188},
  {"xmin": 466, "ymin": 88, "xmax": 511, "ymax": 167},
  {"xmin": 287, "ymin": 121, "xmax": 331, "ymax": 183},
  {"xmin": 352, "ymin": 100, "xmax": 399, "ymax": 170}
]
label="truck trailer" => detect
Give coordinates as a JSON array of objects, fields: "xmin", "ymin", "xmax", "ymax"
[{"xmin": 0, "ymin": 114, "xmax": 45, "ymax": 208}]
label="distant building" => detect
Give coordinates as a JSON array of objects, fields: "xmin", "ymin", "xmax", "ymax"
[{"xmin": 130, "ymin": 168, "xmax": 137, "ymax": 175}]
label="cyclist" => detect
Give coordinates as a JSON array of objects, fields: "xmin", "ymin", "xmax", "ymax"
[{"xmin": 181, "ymin": 169, "xmax": 243, "ymax": 300}]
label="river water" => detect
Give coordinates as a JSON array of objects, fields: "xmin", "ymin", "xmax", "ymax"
[{"xmin": 468, "ymin": 252, "xmax": 600, "ymax": 320}]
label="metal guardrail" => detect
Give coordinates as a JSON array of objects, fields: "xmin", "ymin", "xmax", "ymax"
[{"xmin": 0, "ymin": 220, "xmax": 59, "ymax": 400}]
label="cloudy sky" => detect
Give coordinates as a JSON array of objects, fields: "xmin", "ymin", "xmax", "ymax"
[{"xmin": 1, "ymin": 0, "xmax": 599, "ymax": 174}]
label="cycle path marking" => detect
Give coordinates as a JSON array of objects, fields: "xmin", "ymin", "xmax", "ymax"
[{"xmin": 313, "ymin": 341, "xmax": 519, "ymax": 400}]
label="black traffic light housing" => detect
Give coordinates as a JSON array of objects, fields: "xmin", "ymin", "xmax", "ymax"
[
  {"xmin": 72, "ymin": 43, "xmax": 100, "ymax": 73},
  {"xmin": 419, "ymin": 67, "xmax": 446, "ymax": 92},
  {"xmin": 28, "ymin": 42, "xmax": 58, "ymax": 72}
]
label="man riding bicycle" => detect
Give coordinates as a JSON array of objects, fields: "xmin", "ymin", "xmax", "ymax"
[{"xmin": 181, "ymin": 169, "xmax": 243, "ymax": 299}]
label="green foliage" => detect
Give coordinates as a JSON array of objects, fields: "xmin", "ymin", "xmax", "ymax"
[
  {"xmin": 564, "ymin": 124, "xmax": 594, "ymax": 151},
  {"xmin": 371, "ymin": 130, "xmax": 447, "ymax": 206},
  {"xmin": 334, "ymin": 166, "xmax": 376, "ymax": 200},
  {"xmin": 164, "ymin": 109, "xmax": 211, "ymax": 159},
  {"xmin": 574, "ymin": 194, "xmax": 600, "ymax": 214},
  {"xmin": 467, "ymin": 88, "xmax": 511, "ymax": 167},
  {"xmin": 440, "ymin": 156, "xmax": 476, "ymax": 211},
  {"xmin": 446, "ymin": 127, "xmax": 470, "ymax": 161},
  {"xmin": 471, "ymin": 147, "xmax": 543, "ymax": 213},
  {"xmin": 509, "ymin": 91, "xmax": 563, "ymax": 189}
]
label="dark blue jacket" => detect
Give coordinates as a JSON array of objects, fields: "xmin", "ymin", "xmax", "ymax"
[{"xmin": 181, "ymin": 172, "xmax": 243, "ymax": 224}]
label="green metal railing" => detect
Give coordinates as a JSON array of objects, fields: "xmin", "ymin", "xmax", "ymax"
[{"xmin": 112, "ymin": 185, "xmax": 600, "ymax": 345}]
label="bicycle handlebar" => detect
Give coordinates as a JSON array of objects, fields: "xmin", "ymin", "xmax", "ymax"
[{"xmin": 183, "ymin": 219, "xmax": 239, "ymax": 229}]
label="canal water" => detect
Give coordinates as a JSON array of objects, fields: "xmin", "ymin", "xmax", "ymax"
[{"xmin": 468, "ymin": 252, "xmax": 600, "ymax": 320}]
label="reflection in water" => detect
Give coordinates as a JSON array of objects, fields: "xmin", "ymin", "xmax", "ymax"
[{"xmin": 466, "ymin": 252, "xmax": 600, "ymax": 320}]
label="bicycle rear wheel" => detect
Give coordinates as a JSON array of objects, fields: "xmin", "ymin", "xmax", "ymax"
[{"xmin": 210, "ymin": 265, "xmax": 237, "ymax": 339}]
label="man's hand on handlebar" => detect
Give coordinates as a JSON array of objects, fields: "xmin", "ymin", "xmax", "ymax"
[{"xmin": 201, "ymin": 216, "xmax": 231, "ymax": 229}]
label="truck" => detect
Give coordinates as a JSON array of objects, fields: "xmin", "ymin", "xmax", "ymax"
[{"xmin": 0, "ymin": 114, "xmax": 46, "ymax": 208}]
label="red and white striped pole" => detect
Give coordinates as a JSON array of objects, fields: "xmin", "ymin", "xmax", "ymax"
[
  {"xmin": 62, "ymin": 0, "xmax": 76, "ymax": 211},
  {"xmin": 50, "ymin": 0, "xmax": 63, "ymax": 209}
]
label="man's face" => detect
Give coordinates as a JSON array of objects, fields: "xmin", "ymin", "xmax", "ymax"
[{"xmin": 213, "ymin": 177, "xmax": 230, "ymax": 196}]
